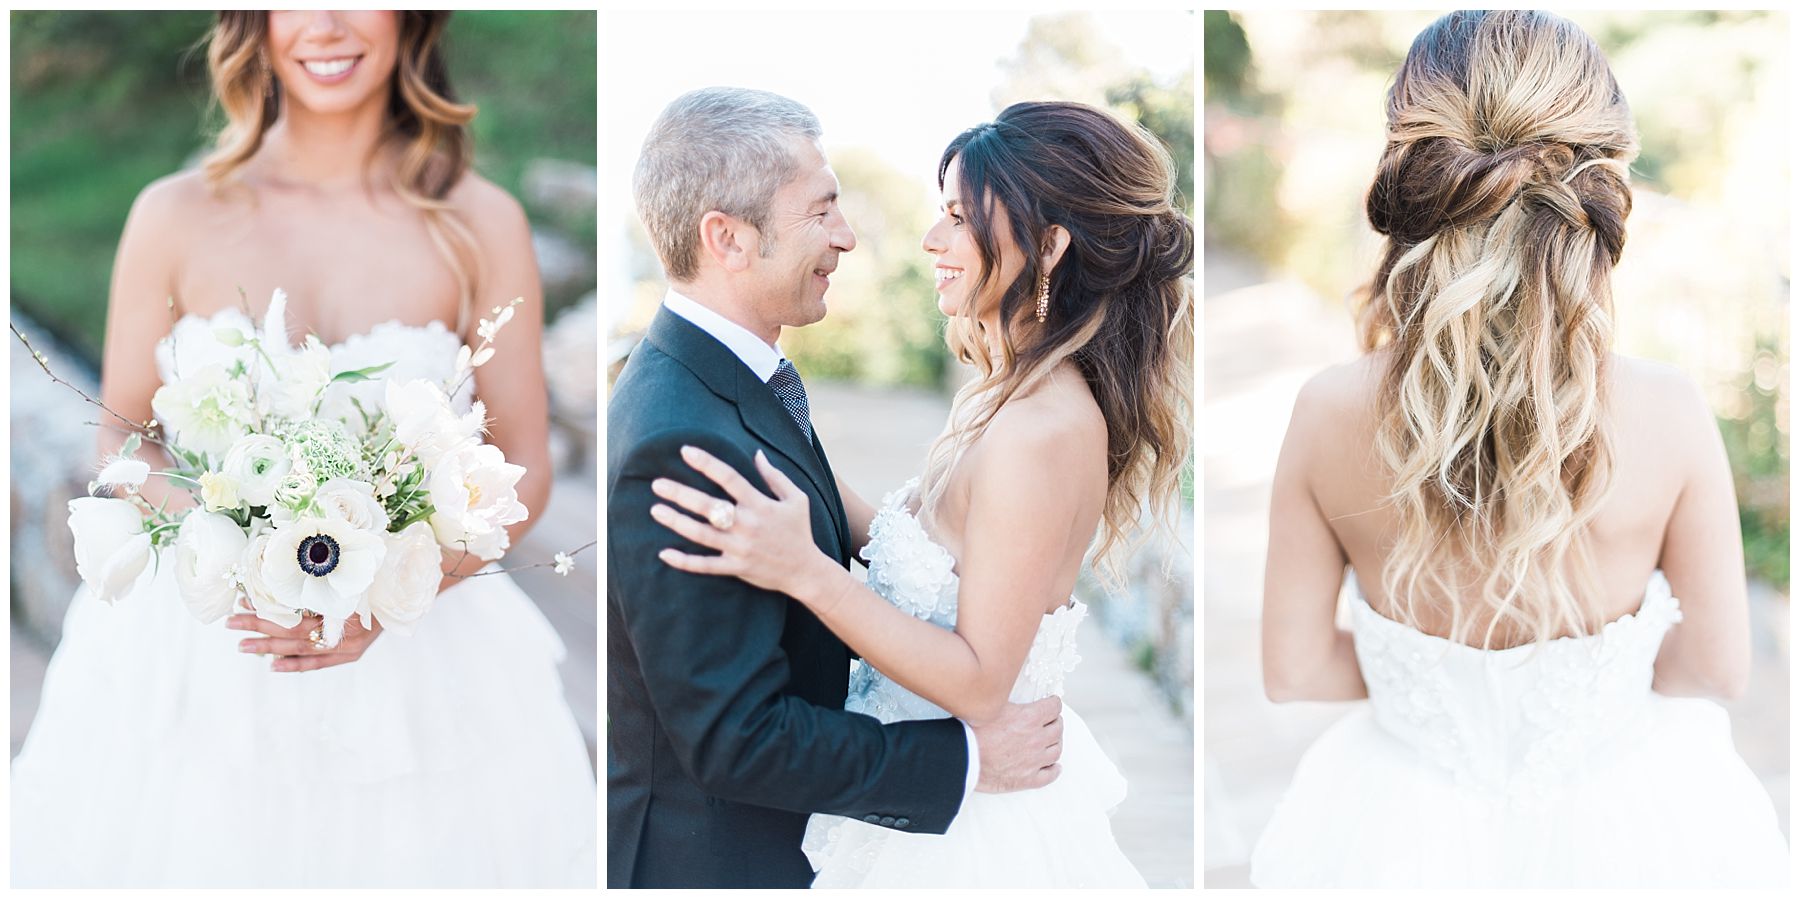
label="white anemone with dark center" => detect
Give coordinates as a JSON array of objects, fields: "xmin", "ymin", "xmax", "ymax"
[{"xmin": 260, "ymin": 515, "xmax": 387, "ymax": 645}]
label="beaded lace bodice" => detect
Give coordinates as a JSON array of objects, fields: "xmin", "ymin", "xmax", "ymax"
[
  {"xmin": 1348, "ymin": 571, "xmax": 1683, "ymax": 807},
  {"xmin": 843, "ymin": 478, "xmax": 1087, "ymax": 724}
]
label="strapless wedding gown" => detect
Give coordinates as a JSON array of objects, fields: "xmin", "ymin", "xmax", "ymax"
[
  {"xmin": 11, "ymin": 311, "xmax": 596, "ymax": 888},
  {"xmin": 1251, "ymin": 572, "xmax": 1789, "ymax": 888},
  {"xmin": 800, "ymin": 479, "xmax": 1145, "ymax": 888}
]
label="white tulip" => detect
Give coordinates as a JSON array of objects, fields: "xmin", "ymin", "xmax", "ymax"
[{"xmin": 66, "ymin": 497, "xmax": 152, "ymax": 605}]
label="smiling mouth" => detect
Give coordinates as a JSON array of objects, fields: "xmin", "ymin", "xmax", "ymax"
[
  {"xmin": 935, "ymin": 268, "xmax": 964, "ymax": 288},
  {"xmin": 300, "ymin": 56, "xmax": 361, "ymax": 79}
]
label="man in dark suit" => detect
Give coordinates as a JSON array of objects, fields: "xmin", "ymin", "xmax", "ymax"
[{"xmin": 607, "ymin": 88, "xmax": 1066, "ymax": 888}]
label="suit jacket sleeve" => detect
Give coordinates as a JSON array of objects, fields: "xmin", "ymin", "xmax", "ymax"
[{"xmin": 610, "ymin": 427, "xmax": 969, "ymax": 833}]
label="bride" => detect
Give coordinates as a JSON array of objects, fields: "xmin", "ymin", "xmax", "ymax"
[
  {"xmin": 648, "ymin": 100, "xmax": 1191, "ymax": 887},
  {"xmin": 11, "ymin": 11, "xmax": 595, "ymax": 887},
  {"xmin": 1251, "ymin": 10, "xmax": 1788, "ymax": 888}
]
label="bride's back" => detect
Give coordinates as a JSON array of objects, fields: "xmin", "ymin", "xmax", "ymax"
[{"xmin": 1293, "ymin": 348, "xmax": 1725, "ymax": 646}]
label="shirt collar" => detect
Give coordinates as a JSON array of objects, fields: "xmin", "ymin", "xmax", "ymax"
[{"xmin": 661, "ymin": 288, "xmax": 784, "ymax": 383}]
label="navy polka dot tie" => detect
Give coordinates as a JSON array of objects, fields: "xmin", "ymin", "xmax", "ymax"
[{"xmin": 768, "ymin": 359, "xmax": 813, "ymax": 445}]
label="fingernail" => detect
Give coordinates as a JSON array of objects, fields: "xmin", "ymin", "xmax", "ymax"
[
  {"xmin": 650, "ymin": 504, "xmax": 667, "ymax": 518},
  {"xmin": 658, "ymin": 549, "xmax": 677, "ymax": 562},
  {"xmin": 680, "ymin": 445, "xmax": 696, "ymax": 457},
  {"xmin": 238, "ymin": 641, "xmax": 257, "ymax": 653},
  {"xmin": 271, "ymin": 659, "xmax": 292, "ymax": 672}
]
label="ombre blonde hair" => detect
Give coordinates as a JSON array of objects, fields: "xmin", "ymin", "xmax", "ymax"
[
  {"xmin": 201, "ymin": 11, "xmax": 483, "ymax": 336},
  {"xmin": 1358, "ymin": 10, "xmax": 1637, "ymax": 647},
  {"xmin": 918, "ymin": 102, "xmax": 1194, "ymax": 584}
]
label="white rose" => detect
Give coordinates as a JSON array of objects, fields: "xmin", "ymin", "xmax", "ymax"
[
  {"xmin": 312, "ymin": 478, "xmax": 391, "ymax": 532},
  {"xmin": 149, "ymin": 362, "xmax": 255, "ymax": 457},
  {"xmin": 221, "ymin": 435, "xmax": 291, "ymax": 507},
  {"xmin": 261, "ymin": 516, "xmax": 386, "ymax": 644},
  {"xmin": 427, "ymin": 442, "xmax": 528, "ymax": 561},
  {"xmin": 364, "ymin": 522, "xmax": 444, "ymax": 636},
  {"xmin": 66, "ymin": 497, "xmax": 153, "ymax": 605},
  {"xmin": 384, "ymin": 378, "xmax": 484, "ymax": 468},
  {"xmin": 240, "ymin": 530, "xmax": 302, "ymax": 628},
  {"xmin": 172, "ymin": 511, "xmax": 248, "ymax": 624}
]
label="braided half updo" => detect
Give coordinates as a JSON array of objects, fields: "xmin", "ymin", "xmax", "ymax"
[{"xmin": 1357, "ymin": 10, "xmax": 1639, "ymax": 647}]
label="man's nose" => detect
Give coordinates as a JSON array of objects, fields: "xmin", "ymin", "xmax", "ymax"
[{"xmin": 831, "ymin": 216, "xmax": 857, "ymax": 253}]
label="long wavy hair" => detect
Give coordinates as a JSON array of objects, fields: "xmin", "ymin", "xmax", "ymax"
[
  {"xmin": 919, "ymin": 101, "xmax": 1194, "ymax": 582},
  {"xmin": 1357, "ymin": 10, "xmax": 1638, "ymax": 647},
  {"xmin": 202, "ymin": 11, "xmax": 482, "ymax": 335}
]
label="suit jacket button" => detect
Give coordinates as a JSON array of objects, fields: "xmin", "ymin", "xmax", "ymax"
[
  {"xmin": 879, "ymin": 816, "xmax": 896, "ymax": 827},
  {"xmin": 862, "ymin": 814, "xmax": 881, "ymax": 824},
  {"xmin": 894, "ymin": 817, "xmax": 910, "ymax": 829}
]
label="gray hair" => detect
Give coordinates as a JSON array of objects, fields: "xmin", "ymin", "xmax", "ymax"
[{"xmin": 634, "ymin": 87, "xmax": 823, "ymax": 281}]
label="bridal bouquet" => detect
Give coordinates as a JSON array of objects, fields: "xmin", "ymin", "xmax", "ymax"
[{"xmin": 59, "ymin": 290, "xmax": 545, "ymax": 647}]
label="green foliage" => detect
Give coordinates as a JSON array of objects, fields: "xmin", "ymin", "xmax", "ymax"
[
  {"xmin": 782, "ymin": 148, "xmax": 949, "ymax": 387},
  {"xmin": 10, "ymin": 10, "xmax": 596, "ymax": 365},
  {"xmin": 1717, "ymin": 338, "xmax": 1789, "ymax": 591}
]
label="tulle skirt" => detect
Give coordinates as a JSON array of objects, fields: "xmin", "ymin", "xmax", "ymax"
[
  {"xmin": 1251, "ymin": 699, "xmax": 1789, "ymax": 888},
  {"xmin": 802, "ymin": 704, "xmax": 1145, "ymax": 888},
  {"xmin": 11, "ymin": 563, "xmax": 596, "ymax": 888}
]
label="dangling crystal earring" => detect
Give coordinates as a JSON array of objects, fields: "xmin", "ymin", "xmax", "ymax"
[{"xmin": 1035, "ymin": 272, "xmax": 1051, "ymax": 323}]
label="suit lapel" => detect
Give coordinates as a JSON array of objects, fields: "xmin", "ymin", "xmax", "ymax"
[{"xmin": 645, "ymin": 308, "xmax": 850, "ymax": 556}]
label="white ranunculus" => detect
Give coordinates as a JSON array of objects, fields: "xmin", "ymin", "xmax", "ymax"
[
  {"xmin": 221, "ymin": 434, "xmax": 291, "ymax": 507},
  {"xmin": 172, "ymin": 511, "xmax": 248, "ymax": 624},
  {"xmin": 427, "ymin": 442, "xmax": 528, "ymax": 561},
  {"xmin": 261, "ymin": 516, "xmax": 386, "ymax": 644},
  {"xmin": 240, "ymin": 529, "xmax": 302, "ymax": 628},
  {"xmin": 150, "ymin": 362, "xmax": 256, "ymax": 457},
  {"xmin": 66, "ymin": 497, "xmax": 152, "ymax": 605},
  {"xmin": 364, "ymin": 522, "xmax": 444, "ymax": 636},
  {"xmin": 198, "ymin": 471, "xmax": 240, "ymax": 512},
  {"xmin": 384, "ymin": 378, "xmax": 484, "ymax": 468},
  {"xmin": 312, "ymin": 478, "xmax": 391, "ymax": 532}
]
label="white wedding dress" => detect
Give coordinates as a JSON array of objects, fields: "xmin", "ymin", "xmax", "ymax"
[
  {"xmin": 11, "ymin": 311, "xmax": 597, "ymax": 888},
  {"xmin": 1252, "ymin": 571, "xmax": 1790, "ymax": 888},
  {"xmin": 800, "ymin": 478, "xmax": 1146, "ymax": 888}
]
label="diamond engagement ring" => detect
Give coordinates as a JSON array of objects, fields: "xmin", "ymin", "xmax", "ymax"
[
  {"xmin": 708, "ymin": 501, "xmax": 737, "ymax": 530},
  {"xmin": 307, "ymin": 626, "xmax": 329, "ymax": 651}
]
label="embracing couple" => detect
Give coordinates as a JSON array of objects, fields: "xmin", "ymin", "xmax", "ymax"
[{"xmin": 607, "ymin": 87, "xmax": 1191, "ymax": 888}]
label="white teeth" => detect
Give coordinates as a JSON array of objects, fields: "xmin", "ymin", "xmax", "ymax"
[
  {"xmin": 303, "ymin": 57, "xmax": 356, "ymax": 77},
  {"xmin": 935, "ymin": 269, "xmax": 962, "ymax": 286}
]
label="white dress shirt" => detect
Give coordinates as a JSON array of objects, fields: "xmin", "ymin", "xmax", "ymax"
[{"xmin": 661, "ymin": 289, "xmax": 983, "ymax": 808}]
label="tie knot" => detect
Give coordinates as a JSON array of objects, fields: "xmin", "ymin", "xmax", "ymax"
[{"xmin": 769, "ymin": 359, "xmax": 812, "ymax": 444}]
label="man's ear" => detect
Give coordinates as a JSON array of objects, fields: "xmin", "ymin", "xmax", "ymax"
[
  {"xmin": 699, "ymin": 210, "xmax": 759, "ymax": 274},
  {"xmin": 1040, "ymin": 224, "xmax": 1072, "ymax": 275}
]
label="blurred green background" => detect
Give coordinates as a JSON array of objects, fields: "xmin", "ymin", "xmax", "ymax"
[
  {"xmin": 1205, "ymin": 9, "xmax": 1789, "ymax": 589},
  {"xmin": 11, "ymin": 9, "xmax": 598, "ymax": 365}
]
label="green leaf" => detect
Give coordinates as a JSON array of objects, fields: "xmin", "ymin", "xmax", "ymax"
[
  {"xmin": 331, "ymin": 362, "xmax": 396, "ymax": 384},
  {"xmin": 120, "ymin": 432, "xmax": 141, "ymax": 457}
]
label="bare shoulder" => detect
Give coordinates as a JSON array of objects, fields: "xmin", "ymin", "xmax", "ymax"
[
  {"xmin": 1606, "ymin": 351, "xmax": 1717, "ymax": 456},
  {"xmin": 446, "ymin": 171, "xmax": 530, "ymax": 242},
  {"xmin": 974, "ymin": 374, "xmax": 1107, "ymax": 475},
  {"xmin": 125, "ymin": 168, "xmax": 220, "ymax": 234},
  {"xmin": 1606, "ymin": 353, "xmax": 1712, "ymax": 429},
  {"xmin": 1291, "ymin": 352, "xmax": 1385, "ymax": 433}
]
